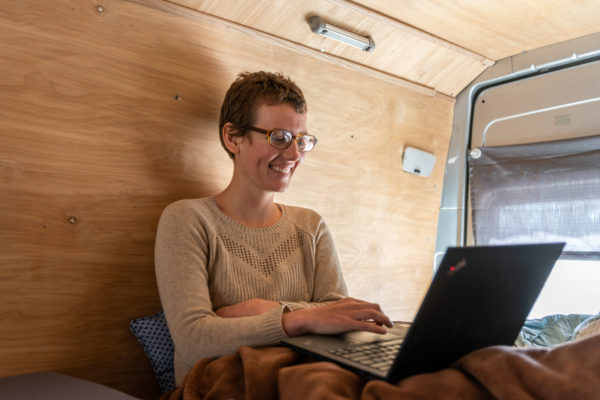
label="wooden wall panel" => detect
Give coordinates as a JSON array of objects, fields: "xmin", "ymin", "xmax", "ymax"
[
  {"xmin": 169, "ymin": 0, "xmax": 488, "ymax": 96},
  {"xmin": 361, "ymin": 0, "xmax": 600, "ymax": 61},
  {"xmin": 0, "ymin": 0, "xmax": 453, "ymax": 398}
]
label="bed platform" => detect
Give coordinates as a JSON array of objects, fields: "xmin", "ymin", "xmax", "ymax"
[{"xmin": 0, "ymin": 372, "xmax": 141, "ymax": 400}]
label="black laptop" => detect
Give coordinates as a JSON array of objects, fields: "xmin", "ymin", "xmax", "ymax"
[{"xmin": 281, "ymin": 242, "xmax": 565, "ymax": 382}]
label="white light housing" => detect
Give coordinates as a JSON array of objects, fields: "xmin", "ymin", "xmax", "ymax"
[
  {"xmin": 308, "ymin": 16, "xmax": 375, "ymax": 52},
  {"xmin": 402, "ymin": 147, "xmax": 436, "ymax": 177}
]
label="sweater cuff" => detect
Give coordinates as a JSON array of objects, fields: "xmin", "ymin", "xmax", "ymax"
[{"xmin": 261, "ymin": 305, "xmax": 291, "ymax": 342}]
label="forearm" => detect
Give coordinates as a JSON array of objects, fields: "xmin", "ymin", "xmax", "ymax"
[
  {"xmin": 170, "ymin": 306, "xmax": 288, "ymax": 366},
  {"xmin": 215, "ymin": 299, "xmax": 281, "ymax": 317}
]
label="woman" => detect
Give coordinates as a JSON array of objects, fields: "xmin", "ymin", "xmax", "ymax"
[{"xmin": 155, "ymin": 71, "xmax": 392, "ymax": 386}]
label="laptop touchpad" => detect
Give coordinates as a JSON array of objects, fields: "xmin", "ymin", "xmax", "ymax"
[{"xmin": 341, "ymin": 329, "xmax": 404, "ymax": 344}]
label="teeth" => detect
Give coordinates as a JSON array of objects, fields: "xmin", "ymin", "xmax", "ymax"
[{"xmin": 271, "ymin": 165, "xmax": 292, "ymax": 173}]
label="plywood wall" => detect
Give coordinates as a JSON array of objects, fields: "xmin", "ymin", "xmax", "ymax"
[{"xmin": 0, "ymin": 0, "xmax": 453, "ymax": 398}]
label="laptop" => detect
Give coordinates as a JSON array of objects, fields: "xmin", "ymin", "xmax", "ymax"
[{"xmin": 281, "ymin": 242, "xmax": 565, "ymax": 382}]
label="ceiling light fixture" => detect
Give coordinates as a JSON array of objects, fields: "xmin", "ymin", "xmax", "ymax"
[{"xmin": 308, "ymin": 16, "xmax": 375, "ymax": 52}]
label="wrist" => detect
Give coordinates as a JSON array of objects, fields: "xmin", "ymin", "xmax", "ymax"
[{"xmin": 281, "ymin": 309, "xmax": 309, "ymax": 336}]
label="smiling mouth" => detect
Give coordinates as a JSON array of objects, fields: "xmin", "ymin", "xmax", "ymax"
[{"xmin": 270, "ymin": 165, "xmax": 293, "ymax": 174}]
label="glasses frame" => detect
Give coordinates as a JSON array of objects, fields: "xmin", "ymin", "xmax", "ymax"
[{"xmin": 245, "ymin": 126, "xmax": 317, "ymax": 152}]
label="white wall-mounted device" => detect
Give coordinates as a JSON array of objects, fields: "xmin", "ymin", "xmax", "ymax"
[{"xmin": 402, "ymin": 147, "xmax": 436, "ymax": 177}]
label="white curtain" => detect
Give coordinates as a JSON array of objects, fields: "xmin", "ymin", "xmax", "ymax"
[{"xmin": 468, "ymin": 134, "xmax": 600, "ymax": 259}]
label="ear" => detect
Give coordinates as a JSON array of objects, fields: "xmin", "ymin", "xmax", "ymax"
[{"xmin": 222, "ymin": 123, "xmax": 244, "ymax": 156}]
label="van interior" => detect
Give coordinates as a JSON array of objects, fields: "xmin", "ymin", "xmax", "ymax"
[{"xmin": 1, "ymin": 1, "xmax": 599, "ymax": 399}]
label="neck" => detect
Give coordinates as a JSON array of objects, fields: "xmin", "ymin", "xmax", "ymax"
[{"xmin": 214, "ymin": 184, "xmax": 280, "ymax": 228}]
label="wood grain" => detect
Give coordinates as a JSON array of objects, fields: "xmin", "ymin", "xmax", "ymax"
[
  {"xmin": 168, "ymin": 0, "xmax": 600, "ymax": 97},
  {"xmin": 169, "ymin": 0, "xmax": 488, "ymax": 96},
  {"xmin": 358, "ymin": 0, "xmax": 600, "ymax": 61},
  {"xmin": 0, "ymin": 0, "xmax": 452, "ymax": 397}
]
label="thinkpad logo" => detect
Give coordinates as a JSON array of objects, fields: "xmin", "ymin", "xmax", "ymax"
[{"xmin": 447, "ymin": 259, "xmax": 467, "ymax": 276}]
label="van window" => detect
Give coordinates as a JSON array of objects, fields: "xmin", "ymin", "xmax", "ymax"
[
  {"xmin": 468, "ymin": 134, "xmax": 600, "ymax": 258},
  {"xmin": 529, "ymin": 258, "xmax": 600, "ymax": 318},
  {"xmin": 468, "ymin": 134, "xmax": 600, "ymax": 317}
]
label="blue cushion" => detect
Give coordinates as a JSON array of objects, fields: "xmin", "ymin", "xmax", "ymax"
[
  {"xmin": 573, "ymin": 311, "xmax": 600, "ymax": 340},
  {"xmin": 515, "ymin": 313, "xmax": 591, "ymax": 348},
  {"xmin": 129, "ymin": 311, "xmax": 176, "ymax": 393}
]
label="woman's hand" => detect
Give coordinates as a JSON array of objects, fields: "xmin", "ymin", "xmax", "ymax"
[
  {"xmin": 281, "ymin": 297, "xmax": 392, "ymax": 337},
  {"xmin": 215, "ymin": 299, "xmax": 281, "ymax": 318}
]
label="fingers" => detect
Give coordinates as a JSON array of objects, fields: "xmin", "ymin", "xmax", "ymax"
[
  {"xmin": 327, "ymin": 298, "xmax": 393, "ymax": 328},
  {"xmin": 329, "ymin": 297, "xmax": 381, "ymax": 314},
  {"xmin": 351, "ymin": 310, "xmax": 393, "ymax": 329},
  {"xmin": 282, "ymin": 297, "xmax": 392, "ymax": 337},
  {"xmin": 354, "ymin": 321, "xmax": 389, "ymax": 335}
]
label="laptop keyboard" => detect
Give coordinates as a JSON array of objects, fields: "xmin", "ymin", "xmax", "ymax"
[{"xmin": 328, "ymin": 339, "xmax": 403, "ymax": 372}]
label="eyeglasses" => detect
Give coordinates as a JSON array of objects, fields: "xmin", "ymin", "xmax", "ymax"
[{"xmin": 245, "ymin": 126, "xmax": 317, "ymax": 152}]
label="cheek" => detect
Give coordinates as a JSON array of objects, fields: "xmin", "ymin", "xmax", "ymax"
[{"xmin": 257, "ymin": 149, "xmax": 280, "ymax": 166}]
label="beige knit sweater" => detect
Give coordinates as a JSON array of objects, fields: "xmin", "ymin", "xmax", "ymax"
[{"xmin": 154, "ymin": 197, "xmax": 348, "ymax": 385}]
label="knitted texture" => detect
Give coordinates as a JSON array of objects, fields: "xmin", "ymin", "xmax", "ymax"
[
  {"xmin": 155, "ymin": 197, "xmax": 347, "ymax": 385},
  {"xmin": 218, "ymin": 231, "xmax": 305, "ymax": 277}
]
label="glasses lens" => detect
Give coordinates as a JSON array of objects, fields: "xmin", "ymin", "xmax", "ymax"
[
  {"xmin": 269, "ymin": 130, "xmax": 293, "ymax": 148},
  {"xmin": 296, "ymin": 135, "xmax": 316, "ymax": 152}
]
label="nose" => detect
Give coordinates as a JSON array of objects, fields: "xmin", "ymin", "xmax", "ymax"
[{"xmin": 282, "ymin": 139, "xmax": 303, "ymax": 161}]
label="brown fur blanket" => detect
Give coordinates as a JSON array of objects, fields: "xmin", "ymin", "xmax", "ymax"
[{"xmin": 161, "ymin": 334, "xmax": 600, "ymax": 400}]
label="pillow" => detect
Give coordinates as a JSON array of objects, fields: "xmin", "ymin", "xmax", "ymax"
[
  {"xmin": 573, "ymin": 312, "xmax": 600, "ymax": 340},
  {"xmin": 515, "ymin": 313, "xmax": 591, "ymax": 348},
  {"xmin": 130, "ymin": 311, "xmax": 176, "ymax": 393}
]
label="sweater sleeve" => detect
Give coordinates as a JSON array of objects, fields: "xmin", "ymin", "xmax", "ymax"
[
  {"xmin": 154, "ymin": 201, "xmax": 289, "ymax": 372},
  {"xmin": 281, "ymin": 212, "xmax": 348, "ymax": 311}
]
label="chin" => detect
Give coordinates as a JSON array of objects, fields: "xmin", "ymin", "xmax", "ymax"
[
  {"xmin": 270, "ymin": 183, "xmax": 290, "ymax": 193},
  {"xmin": 266, "ymin": 175, "xmax": 292, "ymax": 193}
]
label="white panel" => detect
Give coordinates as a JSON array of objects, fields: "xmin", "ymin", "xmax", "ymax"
[{"xmin": 471, "ymin": 60, "xmax": 600, "ymax": 148}]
